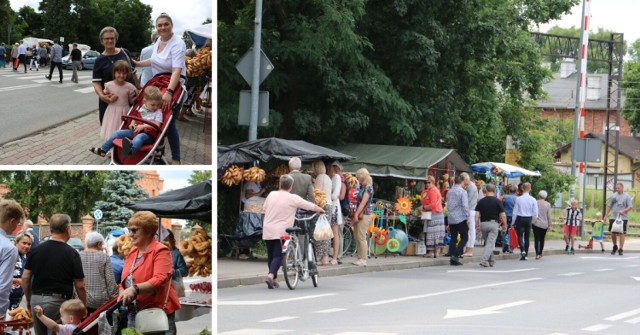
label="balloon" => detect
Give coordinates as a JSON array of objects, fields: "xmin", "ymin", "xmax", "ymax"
[{"xmin": 387, "ymin": 227, "xmax": 409, "ymax": 252}]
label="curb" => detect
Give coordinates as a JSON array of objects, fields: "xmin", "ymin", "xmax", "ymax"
[{"xmin": 217, "ymin": 249, "xmax": 636, "ymax": 289}]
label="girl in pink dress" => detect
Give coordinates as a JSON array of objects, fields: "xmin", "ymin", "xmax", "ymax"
[{"xmin": 100, "ymin": 60, "xmax": 137, "ymax": 139}]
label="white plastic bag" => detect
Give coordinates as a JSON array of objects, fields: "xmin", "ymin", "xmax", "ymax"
[
  {"xmin": 611, "ymin": 215, "xmax": 624, "ymax": 233},
  {"xmin": 313, "ymin": 214, "xmax": 333, "ymax": 240}
]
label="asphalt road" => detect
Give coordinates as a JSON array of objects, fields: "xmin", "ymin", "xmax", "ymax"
[
  {"xmin": 0, "ymin": 67, "xmax": 96, "ymax": 145},
  {"xmin": 217, "ymin": 255, "xmax": 640, "ymax": 334}
]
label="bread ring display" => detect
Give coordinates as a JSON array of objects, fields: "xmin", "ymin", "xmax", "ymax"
[
  {"xmin": 181, "ymin": 226, "xmax": 212, "ymax": 277},
  {"xmin": 116, "ymin": 235, "xmax": 133, "ymax": 257}
]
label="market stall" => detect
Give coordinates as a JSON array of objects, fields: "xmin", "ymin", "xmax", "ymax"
[
  {"xmin": 332, "ymin": 143, "xmax": 472, "ymax": 255},
  {"xmin": 218, "ymin": 137, "xmax": 354, "ymax": 256},
  {"xmin": 471, "ymin": 162, "xmax": 542, "ymax": 196}
]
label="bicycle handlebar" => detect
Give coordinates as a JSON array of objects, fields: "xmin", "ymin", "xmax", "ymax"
[{"xmin": 295, "ymin": 209, "xmax": 319, "ymax": 221}]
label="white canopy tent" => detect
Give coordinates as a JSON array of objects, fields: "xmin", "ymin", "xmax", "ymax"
[{"xmin": 471, "ymin": 162, "xmax": 541, "ymax": 178}]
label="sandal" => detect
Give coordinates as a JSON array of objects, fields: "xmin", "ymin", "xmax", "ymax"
[
  {"xmin": 89, "ymin": 147, "xmax": 106, "ymax": 157},
  {"xmin": 330, "ymin": 259, "xmax": 338, "ymax": 265}
]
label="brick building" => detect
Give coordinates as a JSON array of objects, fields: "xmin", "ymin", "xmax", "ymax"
[{"xmin": 536, "ymin": 61, "xmax": 629, "ymax": 136}]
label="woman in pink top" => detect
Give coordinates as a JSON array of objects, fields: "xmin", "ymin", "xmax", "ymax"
[
  {"xmin": 262, "ymin": 174, "xmax": 324, "ymax": 289},
  {"xmin": 421, "ymin": 175, "xmax": 445, "ymax": 258}
]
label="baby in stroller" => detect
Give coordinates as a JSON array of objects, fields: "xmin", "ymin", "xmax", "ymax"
[
  {"xmin": 34, "ymin": 299, "xmax": 87, "ymax": 335},
  {"xmin": 90, "ymin": 85, "xmax": 163, "ymax": 158}
]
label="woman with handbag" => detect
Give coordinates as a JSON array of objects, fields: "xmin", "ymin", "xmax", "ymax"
[
  {"xmin": 163, "ymin": 231, "xmax": 188, "ymax": 297},
  {"xmin": 421, "ymin": 175, "xmax": 445, "ymax": 258},
  {"xmin": 117, "ymin": 211, "xmax": 180, "ymax": 335},
  {"xmin": 351, "ymin": 168, "xmax": 374, "ymax": 267},
  {"xmin": 79, "ymin": 232, "xmax": 118, "ymax": 314}
]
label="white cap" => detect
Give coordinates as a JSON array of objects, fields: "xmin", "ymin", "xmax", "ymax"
[{"xmin": 538, "ymin": 190, "xmax": 547, "ymax": 199}]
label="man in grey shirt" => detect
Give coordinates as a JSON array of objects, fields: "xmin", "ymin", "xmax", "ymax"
[
  {"xmin": 45, "ymin": 38, "xmax": 63, "ymax": 83},
  {"xmin": 604, "ymin": 183, "xmax": 633, "ymax": 255},
  {"xmin": 446, "ymin": 174, "xmax": 469, "ymax": 265}
]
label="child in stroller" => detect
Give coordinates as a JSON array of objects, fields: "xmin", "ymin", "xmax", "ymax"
[
  {"xmin": 34, "ymin": 299, "xmax": 87, "ymax": 335},
  {"xmin": 90, "ymin": 86, "xmax": 163, "ymax": 158}
]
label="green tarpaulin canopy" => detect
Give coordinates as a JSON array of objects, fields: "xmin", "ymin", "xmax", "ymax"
[{"xmin": 333, "ymin": 143, "xmax": 470, "ymax": 180}]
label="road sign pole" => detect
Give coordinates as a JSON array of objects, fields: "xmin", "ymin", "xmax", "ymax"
[{"xmin": 248, "ymin": 0, "xmax": 263, "ymax": 141}]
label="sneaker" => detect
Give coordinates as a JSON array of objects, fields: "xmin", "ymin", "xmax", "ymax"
[
  {"xmin": 520, "ymin": 252, "xmax": 527, "ymax": 261},
  {"xmin": 479, "ymin": 261, "xmax": 490, "ymax": 267},
  {"xmin": 601, "ymin": 249, "xmax": 605, "ymax": 253},
  {"xmin": 611, "ymin": 245, "xmax": 618, "ymax": 255},
  {"xmin": 352, "ymin": 259, "xmax": 366, "ymax": 266},
  {"xmin": 570, "ymin": 248, "xmax": 575, "ymax": 255},
  {"xmin": 619, "ymin": 249, "xmax": 623, "ymax": 256},
  {"xmin": 565, "ymin": 245, "xmax": 569, "ymax": 252},
  {"xmin": 450, "ymin": 258, "xmax": 463, "ymax": 266},
  {"xmin": 488, "ymin": 261, "xmax": 495, "ymax": 267},
  {"xmin": 122, "ymin": 138, "xmax": 133, "ymax": 158}
]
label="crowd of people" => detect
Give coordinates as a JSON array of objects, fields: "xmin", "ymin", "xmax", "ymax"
[
  {"xmin": 257, "ymin": 163, "xmax": 634, "ymax": 287},
  {"xmin": 0, "ymin": 199, "xmax": 189, "ymax": 335}
]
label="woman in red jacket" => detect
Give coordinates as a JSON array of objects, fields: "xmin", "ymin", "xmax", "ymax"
[
  {"xmin": 421, "ymin": 175, "xmax": 445, "ymax": 258},
  {"xmin": 117, "ymin": 211, "xmax": 180, "ymax": 335}
]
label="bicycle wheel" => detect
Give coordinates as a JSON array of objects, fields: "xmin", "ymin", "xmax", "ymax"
[
  {"xmin": 309, "ymin": 242, "xmax": 319, "ymax": 287},
  {"xmin": 283, "ymin": 239, "xmax": 300, "ymax": 290},
  {"xmin": 342, "ymin": 225, "xmax": 356, "ymax": 257}
]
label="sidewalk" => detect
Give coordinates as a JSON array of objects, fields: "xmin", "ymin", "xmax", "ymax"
[
  {"xmin": 0, "ymin": 109, "xmax": 211, "ymax": 165},
  {"xmin": 217, "ymin": 238, "xmax": 640, "ymax": 289}
]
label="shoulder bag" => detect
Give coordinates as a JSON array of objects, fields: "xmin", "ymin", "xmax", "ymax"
[
  {"xmin": 611, "ymin": 214, "xmax": 624, "ymax": 234},
  {"xmin": 134, "ymin": 280, "xmax": 171, "ymax": 333}
]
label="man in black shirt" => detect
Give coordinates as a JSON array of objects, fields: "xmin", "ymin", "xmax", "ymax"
[
  {"xmin": 22, "ymin": 214, "xmax": 86, "ymax": 335},
  {"xmin": 70, "ymin": 43, "xmax": 82, "ymax": 84},
  {"xmin": 474, "ymin": 183, "xmax": 507, "ymax": 267}
]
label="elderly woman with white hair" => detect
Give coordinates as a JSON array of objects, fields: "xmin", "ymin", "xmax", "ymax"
[
  {"xmin": 532, "ymin": 190, "xmax": 553, "ymax": 259},
  {"xmin": 79, "ymin": 231, "xmax": 118, "ymax": 313}
]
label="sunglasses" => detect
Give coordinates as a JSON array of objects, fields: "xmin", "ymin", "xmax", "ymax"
[{"xmin": 129, "ymin": 227, "xmax": 141, "ymax": 234}]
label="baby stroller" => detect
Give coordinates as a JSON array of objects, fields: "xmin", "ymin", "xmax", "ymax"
[
  {"xmin": 73, "ymin": 297, "xmax": 121, "ymax": 335},
  {"xmin": 110, "ymin": 73, "xmax": 186, "ymax": 165}
]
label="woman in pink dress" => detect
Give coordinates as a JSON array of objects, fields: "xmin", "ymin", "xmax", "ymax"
[{"xmin": 100, "ymin": 60, "xmax": 136, "ymax": 140}]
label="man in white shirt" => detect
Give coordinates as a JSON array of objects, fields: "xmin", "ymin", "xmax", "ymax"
[
  {"xmin": 0, "ymin": 200, "xmax": 25, "ymax": 319},
  {"xmin": 17, "ymin": 40, "xmax": 27, "ymax": 73},
  {"xmin": 512, "ymin": 183, "xmax": 538, "ymax": 260}
]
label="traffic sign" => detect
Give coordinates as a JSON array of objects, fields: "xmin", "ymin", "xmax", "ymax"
[
  {"xmin": 235, "ymin": 48, "xmax": 274, "ymax": 85},
  {"xmin": 93, "ymin": 209, "xmax": 103, "ymax": 220},
  {"xmin": 238, "ymin": 90, "xmax": 269, "ymax": 126}
]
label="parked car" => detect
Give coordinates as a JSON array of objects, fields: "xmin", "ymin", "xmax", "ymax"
[
  {"xmin": 42, "ymin": 236, "xmax": 85, "ymax": 252},
  {"xmin": 61, "ymin": 50, "xmax": 100, "ymax": 70}
]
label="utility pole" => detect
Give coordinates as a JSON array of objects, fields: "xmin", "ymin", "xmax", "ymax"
[{"xmin": 248, "ymin": 0, "xmax": 263, "ymax": 141}]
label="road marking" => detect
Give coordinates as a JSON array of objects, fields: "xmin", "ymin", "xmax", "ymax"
[
  {"xmin": 625, "ymin": 316, "xmax": 640, "ymax": 324},
  {"xmin": 0, "ymin": 83, "xmax": 44, "ymax": 91},
  {"xmin": 448, "ymin": 268, "xmax": 537, "ymax": 273},
  {"xmin": 218, "ymin": 293, "xmax": 335, "ymax": 306},
  {"xmin": 219, "ymin": 329, "xmax": 293, "ymax": 335},
  {"xmin": 549, "ymin": 333, "xmax": 569, "ymax": 335},
  {"xmin": 219, "ymin": 329, "xmax": 294, "ymax": 335},
  {"xmin": 314, "ymin": 308, "xmax": 346, "ymax": 313},
  {"xmin": 581, "ymin": 324, "xmax": 611, "ymax": 331},
  {"xmin": 75, "ymin": 86, "xmax": 96, "ymax": 94},
  {"xmin": 593, "ymin": 268, "xmax": 613, "ymax": 272},
  {"xmin": 632, "ymin": 277, "xmax": 640, "ymax": 281},
  {"xmin": 362, "ymin": 278, "xmax": 542, "ymax": 306},
  {"xmin": 581, "ymin": 256, "xmax": 639, "ymax": 260},
  {"xmin": 605, "ymin": 307, "xmax": 640, "ymax": 321},
  {"xmin": 625, "ymin": 264, "xmax": 640, "ymax": 267},
  {"xmin": 335, "ymin": 333, "xmax": 397, "ymax": 335},
  {"xmin": 558, "ymin": 272, "xmax": 583, "ymax": 276},
  {"xmin": 260, "ymin": 316, "xmax": 298, "ymax": 323},
  {"xmin": 444, "ymin": 300, "xmax": 534, "ymax": 319}
]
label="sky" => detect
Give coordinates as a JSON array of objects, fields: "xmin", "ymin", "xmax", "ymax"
[
  {"xmin": 9, "ymin": 0, "xmax": 212, "ymax": 37},
  {"xmin": 157, "ymin": 169, "xmax": 196, "ymax": 192},
  {"xmin": 537, "ymin": 0, "xmax": 640, "ymax": 45}
]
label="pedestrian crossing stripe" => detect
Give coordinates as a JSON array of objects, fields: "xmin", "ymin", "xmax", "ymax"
[
  {"xmin": 0, "ymin": 83, "xmax": 44, "ymax": 92},
  {"xmin": 0, "ymin": 72, "xmax": 95, "ymax": 93}
]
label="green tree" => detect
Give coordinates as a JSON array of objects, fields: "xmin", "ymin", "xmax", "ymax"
[
  {"xmin": 188, "ymin": 170, "xmax": 212, "ymax": 185},
  {"xmin": 93, "ymin": 171, "xmax": 148, "ymax": 231},
  {"xmin": 622, "ymin": 39, "xmax": 640, "ymax": 132},
  {"xmin": 39, "ymin": 0, "xmax": 77, "ymax": 43},
  {"xmin": 0, "ymin": 171, "xmax": 108, "ymax": 222},
  {"xmin": 16, "ymin": 5, "xmax": 44, "ymax": 38},
  {"xmin": 0, "ymin": 0, "xmax": 15, "ymax": 44}
]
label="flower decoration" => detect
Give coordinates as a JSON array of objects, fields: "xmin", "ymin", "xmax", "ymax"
[{"xmin": 395, "ymin": 196, "xmax": 412, "ymax": 215}]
